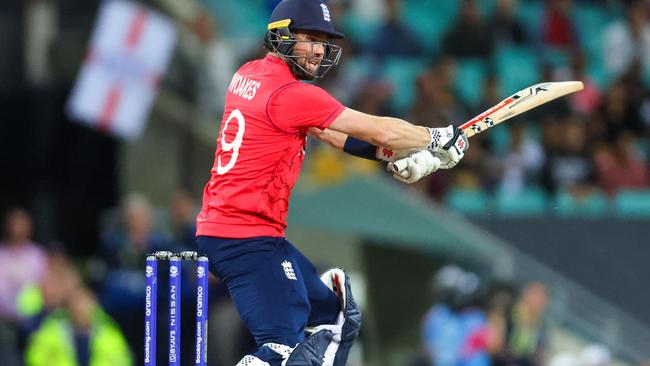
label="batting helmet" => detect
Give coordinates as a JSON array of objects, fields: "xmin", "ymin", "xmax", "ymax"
[{"xmin": 264, "ymin": 0, "xmax": 344, "ymax": 79}]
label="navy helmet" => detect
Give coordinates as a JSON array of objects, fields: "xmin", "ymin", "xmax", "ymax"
[{"xmin": 264, "ymin": 0, "xmax": 344, "ymax": 79}]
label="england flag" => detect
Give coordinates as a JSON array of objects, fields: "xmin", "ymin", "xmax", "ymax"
[{"xmin": 67, "ymin": 0, "xmax": 176, "ymax": 141}]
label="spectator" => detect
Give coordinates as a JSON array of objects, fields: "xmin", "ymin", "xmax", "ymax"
[
  {"xmin": 350, "ymin": 79, "xmax": 393, "ymax": 116},
  {"xmin": 470, "ymin": 76, "xmax": 506, "ymax": 192},
  {"xmin": 603, "ymin": 0, "xmax": 650, "ymax": 79},
  {"xmin": 0, "ymin": 208, "xmax": 47, "ymax": 321},
  {"xmin": 485, "ymin": 284, "xmax": 516, "ymax": 355},
  {"xmin": 421, "ymin": 265, "xmax": 490, "ymax": 366},
  {"xmin": 37, "ymin": 246, "xmax": 82, "ymax": 317},
  {"xmin": 168, "ymin": 188, "xmax": 198, "ymax": 249},
  {"xmin": 369, "ymin": 0, "xmax": 423, "ymax": 58},
  {"xmin": 541, "ymin": 117, "xmax": 595, "ymax": 193},
  {"xmin": 16, "ymin": 247, "xmax": 82, "ymax": 365},
  {"xmin": 540, "ymin": 0, "xmax": 579, "ymax": 49},
  {"xmin": 449, "ymin": 137, "xmax": 497, "ymax": 195},
  {"xmin": 499, "ymin": 124, "xmax": 545, "ymax": 196},
  {"xmin": 442, "ymin": 0, "xmax": 495, "ymax": 59},
  {"xmin": 25, "ymin": 286, "xmax": 132, "ymax": 366},
  {"xmin": 594, "ymin": 131, "xmax": 650, "ymax": 195},
  {"xmin": 490, "ymin": 0, "xmax": 527, "ymax": 46},
  {"xmin": 592, "ymin": 80, "xmax": 641, "ymax": 144},
  {"xmin": 100, "ymin": 193, "xmax": 172, "ymax": 270},
  {"xmin": 619, "ymin": 59, "xmax": 650, "ymax": 136},
  {"xmin": 410, "ymin": 59, "xmax": 468, "ymax": 198},
  {"xmin": 98, "ymin": 193, "xmax": 173, "ymax": 360},
  {"xmin": 493, "ymin": 282, "xmax": 549, "ymax": 366},
  {"xmin": 555, "ymin": 50, "xmax": 602, "ymax": 116},
  {"xmin": 410, "ymin": 57, "xmax": 467, "ymax": 127},
  {"xmin": 196, "ymin": 15, "xmax": 238, "ymax": 118}
]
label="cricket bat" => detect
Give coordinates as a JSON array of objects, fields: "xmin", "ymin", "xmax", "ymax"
[
  {"xmin": 392, "ymin": 81, "xmax": 584, "ymax": 175},
  {"xmin": 459, "ymin": 81, "xmax": 584, "ymax": 138}
]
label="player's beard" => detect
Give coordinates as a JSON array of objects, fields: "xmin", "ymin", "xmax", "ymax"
[{"xmin": 288, "ymin": 56, "xmax": 318, "ymax": 81}]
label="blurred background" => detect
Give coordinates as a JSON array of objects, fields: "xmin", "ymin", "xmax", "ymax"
[{"xmin": 2, "ymin": 0, "xmax": 650, "ymax": 365}]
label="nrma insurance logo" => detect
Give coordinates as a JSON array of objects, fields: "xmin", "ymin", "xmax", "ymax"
[
  {"xmin": 197, "ymin": 266, "xmax": 205, "ymax": 278},
  {"xmin": 170, "ymin": 265, "xmax": 179, "ymax": 278},
  {"xmin": 146, "ymin": 265, "xmax": 153, "ymax": 278}
]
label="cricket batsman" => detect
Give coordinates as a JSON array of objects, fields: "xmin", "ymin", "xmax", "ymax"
[{"xmin": 196, "ymin": 0, "xmax": 469, "ymax": 364}]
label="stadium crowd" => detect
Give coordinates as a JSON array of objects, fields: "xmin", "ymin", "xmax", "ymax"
[{"xmin": 197, "ymin": 0, "xmax": 650, "ymax": 215}]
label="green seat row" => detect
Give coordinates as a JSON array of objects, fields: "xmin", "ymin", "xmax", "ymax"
[{"xmin": 445, "ymin": 187, "xmax": 650, "ymax": 218}]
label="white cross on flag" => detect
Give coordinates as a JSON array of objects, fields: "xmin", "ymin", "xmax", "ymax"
[{"xmin": 67, "ymin": 0, "xmax": 177, "ymax": 141}]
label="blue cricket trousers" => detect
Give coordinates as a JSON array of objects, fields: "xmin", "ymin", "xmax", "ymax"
[{"xmin": 197, "ymin": 236, "xmax": 340, "ymax": 363}]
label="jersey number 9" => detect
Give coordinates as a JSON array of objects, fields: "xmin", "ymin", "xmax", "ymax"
[{"xmin": 217, "ymin": 109, "xmax": 246, "ymax": 175}]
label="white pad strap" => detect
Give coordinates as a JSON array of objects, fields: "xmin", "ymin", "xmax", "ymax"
[
  {"xmin": 322, "ymin": 336, "xmax": 340, "ymax": 366},
  {"xmin": 263, "ymin": 343, "xmax": 294, "ymax": 360},
  {"xmin": 303, "ymin": 312, "xmax": 345, "ymax": 366},
  {"xmin": 236, "ymin": 355, "xmax": 271, "ymax": 366},
  {"xmin": 306, "ymin": 311, "xmax": 344, "ymax": 342}
]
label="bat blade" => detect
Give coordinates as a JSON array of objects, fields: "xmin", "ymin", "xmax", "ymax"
[
  {"xmin": 459, "ymin": 81, "xmax": 584, "ymax": 138},
  {"xmin": 390, "ymin": 81, "xmax": 583, "ymax": 177}
]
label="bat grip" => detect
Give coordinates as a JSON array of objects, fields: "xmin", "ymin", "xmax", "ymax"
[{"xmin": 391, "ymin": 160, "xmax": 410, "ymax": 178}]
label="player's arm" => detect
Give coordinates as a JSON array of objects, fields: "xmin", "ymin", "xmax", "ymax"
[
  {"xmin": 327, "ymin": 107, "xmax": 468, "ymax": 182},
  {"xmin": 309, "ymin": 127, "xmax": 409, "ymax": 162},
  {"xmin": 309, "ymin": 126, "xmax": 438, "ymax": 184},
  {"xmin": 309, "ymin": 127, "xmax": 347, "ymax": 150},
  {"xmin": 328, "ymin": 107, "xmax": 431, "ymax": 150}
]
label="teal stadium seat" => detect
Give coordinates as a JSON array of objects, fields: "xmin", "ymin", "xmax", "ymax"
[
  {"xmin": 381, "ymin": 58, "xmax": 427, "ymax": 115},
  {"xmin": 516, "ymin": 1, "xmax": 543, "ymax": 34},
  {"xmin": 209, "ymin": 0, "xmax": 267, "ymax": 39},
  {"xmin": 339, "ymin": 56, "xmax": 375, "ymax": 85},
  {"xmin": 445, "ymin": 188, "xmax": 490, "ymax": 215},
  {"xmin": 403, "ymin": 0, "xmax": 455, "ymax": 55},
  {"xmin": 574, "ymin": 4, "xmax": 613, "ymax": 59},
  {"xmin": 574, "ymin": 3, "xmax": 614, "ymax": 88},
  {"xmin": 542, "ymin": 48, "xmax": 570, "ymax": 68},
  {"xmin": 494, "ymin": 46, "xmax": 541, "ymax": 98},
  {"xmin": 495, "ymin": 186, "xmax": 547, "ymax": 216},
  {"xmin": 455, "ymin": 58, "xmax": 488, "ymax": 108},
  {"xmin": 402, "ymin": 0, "xmax": 496, "ymax": 55},
  {"xmin": 341, "ymin": 12, "xmax": 379, "ymax": 49},
  {"xmin": 488, "ymin": 124, "xmax": 511, "ymax": 157},
  {"xmin": 554, "ymin": 188, "xmax": 608, "ymax": 218},
  {"xmin": 613, "ymin": 189, "xmax": 650, "ymax": 218}
]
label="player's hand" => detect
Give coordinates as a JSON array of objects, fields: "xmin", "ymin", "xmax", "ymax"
[
  {"xmin": 426, "ymin": 125, "xmax": 469, "ymax": 169},
  {"xmin": 388, "ymin": 150, "xmax": 441, "ymax": 184}
]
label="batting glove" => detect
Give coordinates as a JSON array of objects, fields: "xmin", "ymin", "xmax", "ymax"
[
  {"xmin": 426, "ymin": 125, "xmax": 469, "ymax": 169},
  {"xmin": 388, "ymin": 150, "xmax": 441, "ymax": 184}
]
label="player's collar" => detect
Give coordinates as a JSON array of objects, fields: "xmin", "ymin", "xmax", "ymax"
[
  {"xmin": 265, "ymin": 54, "xmax": 294, "ymax": 77},
  {"xmin": 265, "ymin": 53, "xmax": 285, "ymax": 64}
]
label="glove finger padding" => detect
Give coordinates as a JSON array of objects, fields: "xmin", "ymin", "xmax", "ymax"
[
  {"xmin": 433, "ymin": 149, "xmax": 463, "ymax": 169},
  {"xmin": 413, "ymin": 150, "xmax": 440, "ymax": 175},
  {"xmin": 389, "ymin": 157, "xmax": 423, "ymax": 184},
  {"xmin": 389, "ymin": 151, "xmax": 440, "ymax": 184}
]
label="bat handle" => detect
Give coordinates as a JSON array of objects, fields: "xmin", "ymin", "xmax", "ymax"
[{"xmin": 390, "ymin": 160, "xmax": 410, "ymax": 178}]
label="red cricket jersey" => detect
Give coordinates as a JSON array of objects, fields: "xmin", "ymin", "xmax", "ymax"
[{"xmin": 196, "ymin": 55, "xmax": 345, "ymax": 238}]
